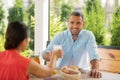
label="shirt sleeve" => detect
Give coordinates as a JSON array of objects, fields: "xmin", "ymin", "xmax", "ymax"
[
  {"xmin": 86, "ymin": 31, "xmax": 100, "ymax": 61},
  {"xmin": 42, "ymin": 33, "xmax": 62, "ymax": 57}
]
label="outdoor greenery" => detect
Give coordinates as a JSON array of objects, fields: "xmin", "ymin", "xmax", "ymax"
[
  {"xmin": 0, "ymin": 2, "xmax": 5, "ymax": 51},
  {"xmin": 83, "ymin": 0, "xmax": 105, "ymax": 45},
  {"xmin": 50, "ymin": 0, "xmax": 75, "ymax": 39},
  {"xmin": 27, "ymin": 1, "xmax": 35, "ymax": 51},
  {"xmin": 0, "ymin": 0, "xmax": 34, "ymax": 57},
  {"xmin": 60, "ymin": 3, "xmax": 73, "ymax": 22},
  {"xmin": 21, "ymin": 0, "xmax": 34, "ymax": 57},
  {"xmin": 50, "ymin": 14, "xmax": 65, "ymax": 40},
  {"xmin": 0, "ymin": 35, "xmax": 5, "ymax": 51},
  {"xmin": 7, "ymin": 0, "xmax": 26, "ymax": 23},
  {"xmin": 110, "ymin": 6, "xmax": 120, "ymax": 46}
]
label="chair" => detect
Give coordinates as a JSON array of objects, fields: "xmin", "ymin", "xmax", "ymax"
[{"xmin": 44, "ymin": 41, "xmax": 50, "ymax": 65}]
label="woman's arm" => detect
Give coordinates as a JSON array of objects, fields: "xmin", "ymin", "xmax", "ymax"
[{"xmin": 27, "ymin": 49, "xmax": 63, "ymax": 78}]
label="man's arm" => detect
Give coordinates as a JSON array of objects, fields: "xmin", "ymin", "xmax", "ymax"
[
  {"xmin": 90, "ymin": 59, "xmax": 102, "ymax": 78},
  {"xmin": 90, "ymin": 59, "xmax": 99, "ymax": 69}
]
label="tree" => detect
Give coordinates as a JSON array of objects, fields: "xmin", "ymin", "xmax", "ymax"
[
  {"xmin": 50, "ymin": 14, "xmax": 65, "ymax": 40},
  {"xmin": 110, "ymin": 6, "xmax": 120, "ymax": 46},
  {"xmin": 27, "ymin": 0, "xmax": 35, "ymax": 51},
  {"xmin": 0, "ymin": 3, "xmax": 5, "ymax": 51},
  {"xmin": 0, "ymin": 3, "xmax": 5, "ymax": 35},
  {"xmin": 7, "ymin": 0, "xmax": 25, "ymax": 23},
  {"xmin": 60, "ymin": 3, "xmax": 73, "ymax": 22},
  {"xmin": 84, "ymin": 0, "xmax": 105, "ymax": 45}
]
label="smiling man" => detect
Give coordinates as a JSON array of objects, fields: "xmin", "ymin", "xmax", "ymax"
[{"xmin": 42, "ymin": 11, "xmax": 101, "ymax": 78}]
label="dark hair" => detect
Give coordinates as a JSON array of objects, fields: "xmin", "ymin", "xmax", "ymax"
[
  {"xmin": 4, "ymin": 21, "xmax": 29, "ymax": 49},
  {"xmin": 69, "ymin": 11, "xmax": 84, "ymax": 21}
]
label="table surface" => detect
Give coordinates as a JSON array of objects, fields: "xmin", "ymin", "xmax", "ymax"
[{"xmin": 30, "ymin": 71, "xmax": 120, "ymax": 80}]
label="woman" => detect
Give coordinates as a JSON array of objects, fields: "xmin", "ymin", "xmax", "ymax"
[{"xmin": 0, "ymin": 21, "xmax": 63, "ymax": 80}]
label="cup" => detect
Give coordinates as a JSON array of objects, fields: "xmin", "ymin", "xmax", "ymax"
[
  {"xmin": 29, "ymin": 54, "xmax": 40, "ymax": 64},
  {"xmin": 53, "ymin": 45, "xmax": 62, "ymax": 51}
]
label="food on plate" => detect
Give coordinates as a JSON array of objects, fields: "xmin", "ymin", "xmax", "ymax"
[
  {"xmin": 68, "ymin": 65, "xmax": 79, "ymax": 70},
  {"xmin": 61, "ymin": 65, "xmax": 80, "ymax": 75},
  {"xmin": 52, "ymin": 69, "xmax": 58, "ymax": 75},
  {"xmin": 60, "ymin": 65, "xmax": 81, "ymax": 80}
]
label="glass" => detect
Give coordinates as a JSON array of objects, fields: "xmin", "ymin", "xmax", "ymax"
[
  {"xmin": 53, "ymin": 45, "xmax": 62, "ymax": 51},
  {"xmin": 53, "ymin": 45, "xmax": 63, "ymax": 59},
  {"xmin": 29, "ymin": 54, "xmax": 40, "ymax": 64}
]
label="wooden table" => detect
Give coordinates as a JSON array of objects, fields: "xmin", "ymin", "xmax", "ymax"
[{"xmin": 30, "ymin": 71, "xmax": 120, "ymax": 80}]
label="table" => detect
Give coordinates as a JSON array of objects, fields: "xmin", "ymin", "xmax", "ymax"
[{"xmin": 30, "ymin": 71, "xmax": 120, "ymax": 80}]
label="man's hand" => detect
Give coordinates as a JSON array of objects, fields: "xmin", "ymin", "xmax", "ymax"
[
  {"xmin": 43, "ymin": 49, "xmax": 63, "ymax": 61},
  {"xmin": 90, "ymin": 59, "xmax": 102, "ymax": 78},
  {"xmin": 90, "ymin": 69, "xmax": 102, "ymax": 78},
  {"xmin": 52, "ymin": 49, "xmax": 63, "ymax": 59},
  {"xmin": 46, "ymin": 49, "xmax": 63, "ymax": 68}
]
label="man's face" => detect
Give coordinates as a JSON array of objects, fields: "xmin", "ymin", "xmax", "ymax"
[{"xmin": 68, "ymin": 15, "xmax": 84, "ymax": 35}]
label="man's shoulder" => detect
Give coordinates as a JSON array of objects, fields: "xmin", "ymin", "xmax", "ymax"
[
  {"xmin": 53, "ymin": 30, "xmax": 68, "ymax": 40},
  {"xmin": 61, "ymin": 30, "xmax": 68, "ymax": 33},
  {"xmin": 82, "ymin": 29, "xmax": 92, "ymax": 34},
  {"xmin": 57, "ymin": 30, "xmax": 68, "ymax": 36}
]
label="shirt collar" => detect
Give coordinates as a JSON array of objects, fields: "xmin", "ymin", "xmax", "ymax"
[{"xmin": 68, "ymin": 29, "xmax": 83, "ymax": 37}]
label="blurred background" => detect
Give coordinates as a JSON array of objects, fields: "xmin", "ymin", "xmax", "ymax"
[{"xmin": 0, "ymin": 0, "xmax": 120, "ymax": 57}]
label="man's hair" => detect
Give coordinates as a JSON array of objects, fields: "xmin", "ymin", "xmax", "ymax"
[
  {"xmin": 4, "ymin": 21, "xmax": 29, "ymax": 49},
  {"xmin": 69, "ymin": 11, "xmax": 84, "ymax": 21}
]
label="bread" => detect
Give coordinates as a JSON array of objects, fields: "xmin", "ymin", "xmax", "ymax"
[
  {"xmin": 60, "ymin": 65, "xmax": 81, "ymax": 80},
  {"xmin": 61, "ymin": 65, "xmax": 80, "ymax": 75}
]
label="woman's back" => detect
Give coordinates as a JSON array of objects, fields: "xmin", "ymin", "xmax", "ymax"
[{"xmin": 0, "ymin": 49, "xmax": 30, "ymax": 80}]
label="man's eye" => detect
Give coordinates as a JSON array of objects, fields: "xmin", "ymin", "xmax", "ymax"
[
  {"xmin": 70, "ymin": 22, "xmax": 74, "ymax": 24},
  {"xmin": 77, "ymin": 22, "xmax": 81, "ymax": 25}
]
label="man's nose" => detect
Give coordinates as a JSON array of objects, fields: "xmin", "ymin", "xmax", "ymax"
[{"xmin": 72, "ymin": 24, "xmax": 78, "ymax": 28}]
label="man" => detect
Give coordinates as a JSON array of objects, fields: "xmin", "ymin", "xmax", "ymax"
[{"xmin": 42, "ymin": 11, "xmax": 101, "ymax": 78}]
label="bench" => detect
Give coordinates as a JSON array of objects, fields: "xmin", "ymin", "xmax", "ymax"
[{"xmin": 97, "ymin": 45, "xmax": 120, "ymax": 73}]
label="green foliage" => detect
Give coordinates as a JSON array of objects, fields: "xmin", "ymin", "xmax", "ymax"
[
  {"xmin": 110, "ymin": 6, "xmax": 120, "ymax": 46},
  {"xmin": 0, "ymin": 35, "xmax": 5, "ymax": 51},
  {"xmin": 29, "ymin": 16, "xmax": 35, "ymax": 51},
  {"xmin": 7, "ymin": 7, "xmax": 23, "ymax": 23},
  {"xmin": 7, "ymin": 0, "xmax": 25, "ymax": 23},
  {"xmin": 15, "ymin": 0, "xmax": 23, "ymax": 7},
  {"xmin": 0, "ymin": 3, "xmax": 5, "ymax": 34},
  {"xmin": 21, "ymin": 0, "xmax": 35, "ymax": 57},
  {"xmin": 60, "ymin": 3, "xmax": 73, "ymax": 21},
  {"xmin": 50, "ymin": 14, "xmax": 66, "ymax": 40},
  {"xmin": 0, "ymin": 2, "xmax": 5, "ymax": 51},
  {"xmin": 27, "ymin": 2, "xmax": 35, "ymax": 51},
  {"xmin": 0, "ymin": 4, "xmax": 5, "ymax": 24},
  {"xmin": 83, "ymin": 0, "xmax": 105, "ymax": 45},
  {"xmin": 21, "ymin": 48, "xmax": 33, "ymax": 57}
]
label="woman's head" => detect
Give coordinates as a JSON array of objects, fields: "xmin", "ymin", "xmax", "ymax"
[{"xmin": 4, "ymin": 21, "xmax": 29, "ymax": 51}]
